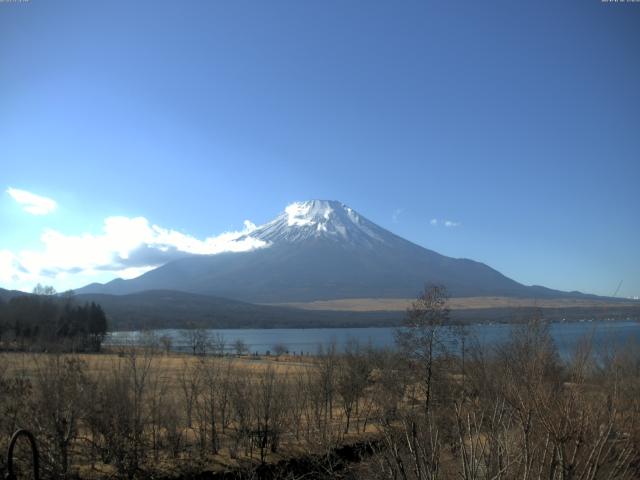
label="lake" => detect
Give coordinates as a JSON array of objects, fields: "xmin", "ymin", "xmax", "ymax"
[{"xmin": 106, "ymin": 319, "xmax": 640, "ymax": 358}]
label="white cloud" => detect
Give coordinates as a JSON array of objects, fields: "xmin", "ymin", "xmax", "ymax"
[
  {"xmin": 118, "ymin": 266, "xmax": 158, "ymax": 280},
  {"xmin": 430, "ymin": 218, "xmax": 461, "ymax": 228},
  {"xmin": 0, "ymin": 216, "xmax": 269, "ymax": 291},
  {"xmin": 0, "ymin": 250, "xmax": 23, "ymax": 285},
  {"xmin": 6, "ymin": 187, "xmax": 57, "ymax": 215},
  {"xmin": 392, "ymin": 208, "xmax": 404, "ymax": 223}
]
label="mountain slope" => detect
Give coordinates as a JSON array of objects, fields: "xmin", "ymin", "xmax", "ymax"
[
  {"xmin": 77, "ymin": 200, "xmax": 592, "ymax": 302},
  {"xmin": 0, "ymin": 287, "xmax": 28, "ymax": 303}
]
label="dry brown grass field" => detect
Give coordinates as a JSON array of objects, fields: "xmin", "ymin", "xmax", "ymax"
[
  {"xmin": 270, "ymin": 296, "xmax": 639, "ymax": 311},
  {"xmin": 0, "ymin": 347, "xmax": 382, "ymax": 479},
  {"xmin": 2, "ymin": 311, "xmax": 640, "ymax": 479}
]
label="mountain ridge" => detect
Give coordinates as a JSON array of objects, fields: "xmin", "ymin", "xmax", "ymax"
[{"xmin": 76, "ymin": 200, "xmax": 599, "ymax": 302}]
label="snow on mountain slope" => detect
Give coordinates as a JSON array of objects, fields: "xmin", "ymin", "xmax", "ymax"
[{"xmin": 239, "ymin": 200, "xmax": 389, "ymax": 248}]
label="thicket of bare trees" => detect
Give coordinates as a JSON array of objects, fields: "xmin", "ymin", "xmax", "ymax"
[
  {"xmin": 0, "ymin": 286, "xmax": 639, "ymax": 479},
  {"xmin": 371, "ymin": 286, "xmax": 640, "ymax": 480}
]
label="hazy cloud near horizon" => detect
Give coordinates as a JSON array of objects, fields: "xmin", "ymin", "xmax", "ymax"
[{"xmin": 0, "ymin": 215, "xmax": 267, "ymax": 292}]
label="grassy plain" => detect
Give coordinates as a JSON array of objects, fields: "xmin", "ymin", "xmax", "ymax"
[
  {"xmin": 271, "ymin": 296, "xmax": 640, "ymax": 311},
  {"xmin": 0, "ymin": 348, "xmax": 379, "ymax": 479}
]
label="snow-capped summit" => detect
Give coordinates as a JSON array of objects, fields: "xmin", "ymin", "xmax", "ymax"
[
  {"xmin": 245, "ymin": 200, "xmax": 388, "ymax": 247},
  {"xmin": 284, "ymin": 200, "xmax": 337, "ymax": 227}
]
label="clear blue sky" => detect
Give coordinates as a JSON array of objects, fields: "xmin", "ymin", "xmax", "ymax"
[{"xmin": 1, "ymin": 0, "xmax": 639, "ymax": 297}]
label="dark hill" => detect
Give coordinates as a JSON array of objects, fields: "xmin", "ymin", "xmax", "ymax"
[{"xmin": 75, "ymin": 290, "xmax": 401, "ymax": 330}]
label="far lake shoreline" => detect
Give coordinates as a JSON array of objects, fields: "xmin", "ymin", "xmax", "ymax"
[{"xmin": 106, "ymin": 319, "xmax": 640, "ymax": 358}]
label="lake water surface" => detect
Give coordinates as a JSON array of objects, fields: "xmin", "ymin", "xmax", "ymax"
[{"xmin": 106, "ymin": 320, "xmax": 640, "ymax": 358}]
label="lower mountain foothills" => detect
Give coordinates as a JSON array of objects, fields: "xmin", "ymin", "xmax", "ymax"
[
  {"xmin": 74, "ymin": 290, "xmax": 401, "ymax": 330},
  {"xmin": 71, "ymin": 291, "xmax": 640, "ymax": 330},
  {"xmin": 1, "ymin": 287, "xmax": 638, "ymax": 334}
]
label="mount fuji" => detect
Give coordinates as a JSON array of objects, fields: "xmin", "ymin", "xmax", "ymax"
[{"xmin": 77, "ymin": 200, "xmax": 587, "ymax": 303}]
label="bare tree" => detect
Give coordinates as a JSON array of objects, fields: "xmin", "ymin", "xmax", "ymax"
[
  {"xmin": 337, "ymin": 339, "xmax": 371, "ymax": 433},
  {"xmin": 210, "ymin": 332, "xmax": 227, "ymax": 356},
  {"xmin": 233, "ymin": 338, "xmax": 248, "ymax": 356},
  {"xmin": 146, "ymin": 356, "xmax": 169, "ymax": 461},
  {"xmin": 395, "ymin": 284, "xmax": 451, "ymax": 416},
  {"xmin": 159, "ymin": 335, "xmax": 173, "ymax": 355},
  {"xmin": 181, "ymin": 328, "xmax": 210, "ymax": 356},
  {"xmin": 30, "ymin": 354, "xmax": 87, "ymax": 478},
  {"xmin": 229, "ymin": 374, "xmax": 252, "ymax": 458},
  {"xmin": 196, "ymin": 356, "xmax": 233, "ymax": 455},
  {"xmin": 84, "ymin": 350, "xmax": 153, "ymax": 479},
  {"xmin": 178, "ymin": 359, "xmax": 202, "ymax": 429},
  {"xmin": 32, "ymin": 284, "xmax": 57, "ymax": 296},
  {"xmin": 273, "ymin": 342, "xmax": 287, "ymax": 357},
  {"xmin": 251, "ymin": 366, "xmax": 287, "ymax": 462}
]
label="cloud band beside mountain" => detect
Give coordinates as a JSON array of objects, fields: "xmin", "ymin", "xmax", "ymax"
[{"xmin": 0, "ymin": 216, "xmax": 268, "ymax": 288}]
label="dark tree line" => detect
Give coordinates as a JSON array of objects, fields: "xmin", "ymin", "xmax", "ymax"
[{"xmin": 0, "ymin": 286, "xmax": 107, "ymax": 352}]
